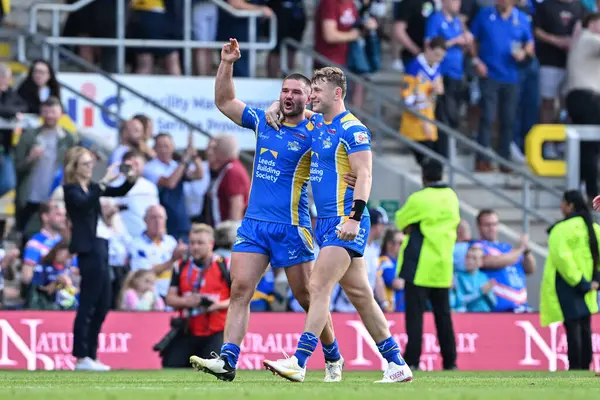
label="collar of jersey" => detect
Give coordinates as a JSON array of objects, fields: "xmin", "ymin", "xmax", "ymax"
[
  {"xmin": 324, "ymin": 110, "xmax": 351, "ymax": 125},
  {"xmin": 281, "ymin": 118, "xmax": 309, "ymax": 128}
]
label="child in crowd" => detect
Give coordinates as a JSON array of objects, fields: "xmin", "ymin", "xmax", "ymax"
[
  {"xmin": 31, "ymin": 240, "xmax": 79, "ymax": 310},
  {"xmin": 454, "ymin": 244, "xmax": 497, "ymax": 312},
  {"xmin": 120, "ymin": 270, "xmax": 165, "ymax": 311},
  {"xmin": 399, "ymin": 36, "xmax": 447, "ymax": 165}
]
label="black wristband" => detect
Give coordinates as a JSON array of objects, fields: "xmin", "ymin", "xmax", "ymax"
[
  {"xmin": 350, "ymin": 200, "xmax": 367, "ymax": 221},
  {"xmin": 523, "ymin": 249, "xmax": 531, "ymax": 256}
]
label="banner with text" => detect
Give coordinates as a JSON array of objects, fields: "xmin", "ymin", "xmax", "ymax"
[
  {"xmin": 0, "ymin": 312, "xmax": 598, "ymax": 371},
  {"xmin": 59, "ymin": 73, "xmax": 282, "ymax": 151}
]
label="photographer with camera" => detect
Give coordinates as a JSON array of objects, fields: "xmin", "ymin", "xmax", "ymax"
[{"xmin": 160, "ymin": 223, "xmax": 231, "ymax": 368}]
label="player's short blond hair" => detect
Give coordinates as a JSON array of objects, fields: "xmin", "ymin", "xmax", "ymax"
[
  {"xmin": 190, "ymin": 223, "xmax": 214, "ymax": 239},
  {"xmin": 312, "ymin": 67, "xmax": 347, "ymax": 99}
]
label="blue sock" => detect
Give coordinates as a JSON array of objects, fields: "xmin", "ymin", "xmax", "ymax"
[
  {"xmin": 322, "ymin": 339, "xmax": 341, "ymax": 362},
  {"xmin": 220, "ymin": 342, "xmax": 240, "ymax": 369},
  {"xmin": 376, "ymin": 336, "xmax": 405, "ymax": 366},
  {"xmin": 294, "ymin": 332, "xmax": 319, "ymax": 368}
]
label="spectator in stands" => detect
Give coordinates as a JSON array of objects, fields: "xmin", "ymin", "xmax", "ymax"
[
  {"xmin": 213, "ymin": 220, "xmax": 240, "ymax": 259},
  {"xmin": 192, "ymin": 0, "xmax": 219, "ymax": 76},
  {"xmin": 128, "ymin": 0, "xmax": 181, "ymax": 75},
  {"xmin": 118, "ymin": 150, "xmax": 159, "ymax": 238},
  {"xmin": 470, "ymin": 0, "xmax": 534, "ymax": 172},
  {"xmin": 62, "ymin": 0, "xmax": 118, "ymax": 72},
  {"xmin": 183, "ymin": 143, "xmax": 211, "ymax": 224},
  {"xmin": 534, "ymin": 0, "xmax": 583, "ymax": 125},
  {"xmin": 379, "ymin": 227, "xmax": 406, "ymax": 312},
  {"xmin": 453, "ymin": 219, "xmax": 472, "ymax": 272},
  {"xmin": 394, "ymin": 0, "xmax": 437, "ymax": 68},
  {"xmin": 129, "ymin": 204, "xmax": 188, "ymax": 298},
  {"xmin": 119, "ymin": 270, "xmax": 165, "ymax": 311},
  {"xmin": 565, "ymin": 13, "xmax": 600, "ymax": 203},
  {"xmin": 0, "ymin": 63, "xmax": 27, "ymax": 198},
  {"xmin": 0, "ymin": 246, "xmax": 19, "ymax": 309},
  {"xmin": 133, "ymin": 114, "xmax": 155, "ymax": 149},
  {"xmin": 99, "ymin": 197, "xmax": 132, "ymax": 310},
  {"xmin": 17, "ymin": 60, "xmax": 61, "ymax": 115},
  {"xmin": 216, "ymin": 1, "xmax": 273, "ymax": 77},
  {"xmin": 454, "ymin": 243, "xmax": 497, "ymax": 312},
  {"xmin": 144, "ymin": 133, "xmax": 204, "ymax": 240},
  {"xmin": 400, "ymin": 37, "xmax": 447, "ymax": 165},
  {"xmin": 202, "ymin": 135, "xmax": 250, "ymax": 227},
  {"xmin": 475, "ymin": 209, "xmax": 536, "ymax": 312},
  {"xmin": 14, "ymin": 97, "xmax": 78, "ymax": 232},
  {"xmin": 314, "ymin": 0, "xmax": 375, "ymax": 107},
  {"xmin": 266, "ymin": 0, "xmax": 306, "ymax": 78},
  {"xmin": 30, "ymin": 240, "xmax": 78, "ymax": 310},
  {"xmin": 251, "ymin": 266, "xmax": 276, "ymax": 311},
  {"xmin": 110, "ymin": 118, "xmax": 151, "ymax": 164},
  {"xmin": 426, "ymin": 0, "xmax": 472, "ymax": 157},
  {"xmin": 164, "ymin": 224, "xmax": 231, "ymax": 368},
  {"xmin": 541, "ymin": 190, "xmax": 599, "ymax": 371},
  {"xmin": 21, "ymin": 200, "xmax": 67, "ymax": 291}
]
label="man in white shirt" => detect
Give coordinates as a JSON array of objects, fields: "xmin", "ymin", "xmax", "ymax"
[
  {"xmin": 118, "ymin": 150, "xmax": 159, "ymax": 237},
  {"xmin": 129, "ymin": 205, "xmax": 188, "ymax": 297}
]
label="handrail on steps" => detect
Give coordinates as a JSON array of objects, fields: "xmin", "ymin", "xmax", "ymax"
[
  {"xmin": 21, "ymin": 31, "xmax": 254, "ymax": 164},
  {"xmin": 279, "ymin": 38, "xmax": 563, "ymax": 201}
]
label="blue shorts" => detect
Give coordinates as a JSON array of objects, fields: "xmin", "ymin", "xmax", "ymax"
[
  {"xmin": 232, "ymin": 218, "xmax": 315, "ymax": 269},
  {"xmin": 315, "ymin": 216, "xmax": 371, "ymax": 257}
]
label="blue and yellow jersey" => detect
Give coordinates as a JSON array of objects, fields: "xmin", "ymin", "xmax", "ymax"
[
  {"xmin": 131, "ymin": 0, "xmax": 165, "ymax": 12},
  {"xmin": 241, "ymin": 106, "xmax": 313, "ymax": 228},
  {"xmin": 309, "ymin": 110, "xmax": 371, "ymax": 218},
  {"xmin": 399, "ymin": 54, "xmax": 441, "ymax": 142}
]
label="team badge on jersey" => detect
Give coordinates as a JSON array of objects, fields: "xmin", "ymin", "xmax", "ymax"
[
  {"xmin": 354, "ymin": 131, "xmax": 370, "ymax": 145},
  {"xmin": 322, "ymin": 136, "xmax": 332, "ymax": 149},
  {"xmin": 287, "ymin": 141, "xmax": 301, "ymax": 152}
]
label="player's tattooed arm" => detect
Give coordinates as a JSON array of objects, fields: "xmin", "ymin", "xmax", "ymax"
[{"xmin": 215, "ymin": 38, "xmax": 247, "ymax": 126}]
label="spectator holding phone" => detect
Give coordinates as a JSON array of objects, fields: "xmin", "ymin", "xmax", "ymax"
[{"xmin": 163, "ymin": 223, "xmax": 231, "ymax": 368}]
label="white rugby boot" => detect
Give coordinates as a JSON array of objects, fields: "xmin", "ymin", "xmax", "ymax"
[
  {"xmin": 263, "ymin": 353, "xmax": 306, "ymax": 383},
  {"xmin": 324, "ymin": 356, "xmax": 344, "ymax": 382},
  {"xmin": 374, "ymin": 361, "xmax": 413, "ymax": 383}
]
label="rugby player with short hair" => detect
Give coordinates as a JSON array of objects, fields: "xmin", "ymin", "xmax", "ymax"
[
  {"xmin": 189, "ymin": 39, "xmax": 344, "ymax": 383},
  {"xmin": 263, "ymin": 67, "xmax": 413, "ymax": 384}
]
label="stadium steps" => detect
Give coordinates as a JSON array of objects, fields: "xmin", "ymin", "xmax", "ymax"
[{"xmin": 374, "ymin": 153, "xmax": 563, "ymax": 247}]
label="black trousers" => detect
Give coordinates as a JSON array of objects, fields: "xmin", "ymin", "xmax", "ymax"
[
  {"xmin": 564, "ymin": 315, "xmax": 593, "ymax": 370},
  {"xmin": 162, "ymin": 331, "xmax": 224, "ymax": 368},
  {"xmin": 435, "ymin": 77, "xmax": 465, "ymax": 158},
  {"xmin": 403, "ymin": 282, "xmax": 457, "ymax": 370},
  {"xmin": 566, "ymin": 89, "xmax": 600, "ymax": 200},
  {"xmin": 72, "ymin": 238, "xmax": 111, "ymax": 360}
]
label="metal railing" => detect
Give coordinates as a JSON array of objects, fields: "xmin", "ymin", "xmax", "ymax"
[
  {"xmin": 18, "ymin": 31, "xmax": 254, "ymax": 164},
  {"xmin": 565, "ymin": 125, "xmax": 600, "ymax": 191},
  {"xmin": 28, "ymin": 0, "xmax": 277, "ymax": 77},
  {"xmin": 280, "ymin": 38, "xmax": 564, "ymax": 232}
]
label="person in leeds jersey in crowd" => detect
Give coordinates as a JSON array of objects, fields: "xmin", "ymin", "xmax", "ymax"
[
  {"xmin": 263, "ymin": 66, "xmax": 412, "ymax": 384},
  {"xmin": 541, "ymin": 190, "xmax": 599, "ymax": 370},
  {"xmin": 189, "ymin": 39, "xmax": 345, "ymax": 383},
  {"xmin": 62, "ymin": 147, "xmax": 138, "ymax": 371}
]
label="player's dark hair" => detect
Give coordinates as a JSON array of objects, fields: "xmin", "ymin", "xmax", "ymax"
[
  {"xmin": 476, "ymin": 209, "xmax": 496, "ymax": 225},
  {"xmin": 312, "ymin": 67, "xmax": 347, "ymax": 99},
  {"xmin": 284, "ymin": 73, "xmax": 312, "ymax": 89},
  {"xmin": 427, "ymin": 36, "xmax": 447, "ymax": 51},
  {"xmin": 583, "ymin": 12, "xmax": 600, "ymax": 28},
  {"xmin": 563, "ymin": 190, "xmax": 599, "ymax": 269},
  {"xmin": 421, "ymin": 158, "xmax": 443, "ymax": 183}
]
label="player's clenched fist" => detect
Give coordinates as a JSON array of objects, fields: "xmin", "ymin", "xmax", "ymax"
[
  {"xmin": 337, "ymin": 219, "xmax": 360, "ymax": 242},
  {"xmin": 221, "ymin": 38, "xmax": 241, "ymax": 63}
]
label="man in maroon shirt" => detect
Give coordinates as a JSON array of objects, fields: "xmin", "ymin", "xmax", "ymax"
[{"xmin": 203, "ymin": 135, "xmax": 249, "ymax": 226}]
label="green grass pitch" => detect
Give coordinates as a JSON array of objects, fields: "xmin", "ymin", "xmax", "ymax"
[{"xmin": 0, "ymin": 370, "xmax": 599, "ymax": 400}]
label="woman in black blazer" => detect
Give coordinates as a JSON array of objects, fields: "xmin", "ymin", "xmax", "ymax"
[{"xmin": 62, "ymin": 146, "xmax": 137, "ymax": 371}]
